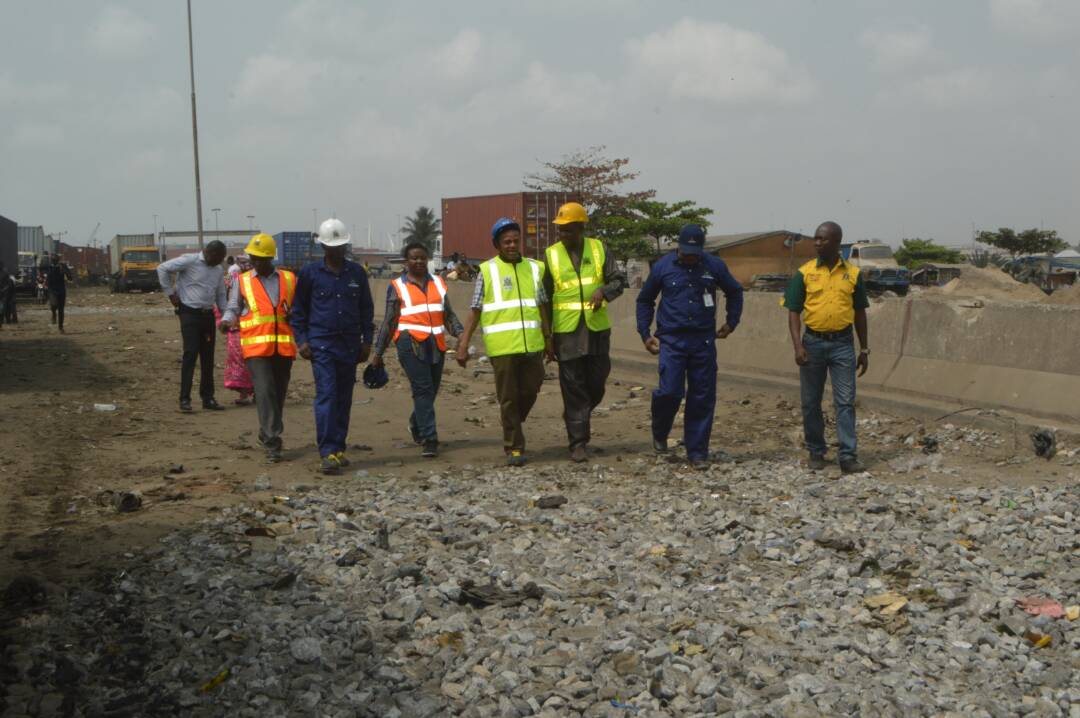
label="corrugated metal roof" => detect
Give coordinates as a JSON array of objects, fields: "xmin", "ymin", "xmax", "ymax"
[{"xmin": 704, "ymin": 231, "xmax": 807, "ymax": 251}]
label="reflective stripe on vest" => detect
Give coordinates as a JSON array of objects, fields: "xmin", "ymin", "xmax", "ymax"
[
  {"xmin": 546, "ymin": 237, "xmax": 611, "ymax": 334},
  {"xmin": 391, "ymin": 274, "xmax": 448, "ymax": 351},
  {"xmin": 479, "ymin": 257, "xmax": 545, "ymax": 357},
  {"xmin": 238, "ymin": 269, "xmax": 297, "ymax": 358}
]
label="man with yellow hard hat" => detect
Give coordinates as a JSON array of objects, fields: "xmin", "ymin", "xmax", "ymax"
[
  {"xmin": 543, "ymin": 202, "xmax": 627, "ymax": 462},
  {"xmin": 221, "ymin": 233, "xmax": 297, "ymax": 462}
]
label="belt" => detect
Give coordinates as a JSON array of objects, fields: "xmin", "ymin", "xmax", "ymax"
[
  {"xmin": 805, "ymin": 325, "xmax": 852, "ymax": 341},
  {"xmin": 178, "ymin": 302, "xmax": 215, "ymax": 315}
]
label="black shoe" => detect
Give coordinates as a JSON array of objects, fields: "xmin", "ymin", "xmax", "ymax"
[
  {"xmin": 421, "ymin": 440, "xmax": 438, "ymax": 458},
  {"xmin": 808, "ymin": 454, "xmax": 828, "ymax": 471},
  {"xmin": 653, "ymin": 437, "xmax": 668, "ymax": 455},
  {"xmin": 179, "ymin": 399, "xmax": 193, "ymax": 413},
  {"xmin": 688, "ymin": 458, "xmax": 710, "ymax": 470},
  {"xmin": 202, "ymin": 398, "xmax": 225, "ymax": 411},
  {"xmin": 840, "ymin": 459, "xmax": 866, "ymax": 475},
  {"xmin": 266, "ymin": 447, "xmax": 283, "ymax": 463},
  {"xmin": 409, "ymin": 423, "xmax": 422, "ymax": 445}
]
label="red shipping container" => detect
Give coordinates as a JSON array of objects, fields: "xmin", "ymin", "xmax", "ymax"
[{"xmin": 441, "ymin": 191, "xmax": 581, "ymax": 262}]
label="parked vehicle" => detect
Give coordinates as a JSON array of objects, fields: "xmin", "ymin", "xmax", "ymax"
[
  {"xmin": 841, "ymin": 241, "xmax": 910, "ymax": 295},
  {"xmin": 14, "ymin": 251, "xmax": 39, "ymax": 295},
  {"xmin": 109, "ymin": 234, "xmax": 161, "ymax": 292}
]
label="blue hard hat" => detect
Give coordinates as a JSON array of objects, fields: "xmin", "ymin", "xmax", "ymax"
[
  {"xmin": 491, "ymin": 217, "xmax": 521, "ymax": 246},
  {"xmin": 678, "ymin": 224, "xmax": 706, "ymax": 255},
  {"xmin": 362, "ymin": 364, "xmax": 389, "ymax": 389}
]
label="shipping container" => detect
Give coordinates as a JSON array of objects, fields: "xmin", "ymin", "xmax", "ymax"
[
  {"xmin": 0, "ymin": 214, "xmax": 16, "ymax": 276},
  {"xmin": 58, "ymin": 242, "xmax": 111, "ymax": 282},
  {"xmin": 273, "ymin": 231, "xmax": 320, "ymax": 270},
  {"xmin": 109, "ymin": 234, "xmax": 156, "ymax": 275},
  {"xmin": 17, "ymin": 225, "xmax": 49, "ymax": 256},
  {"xmin": 440, "ymin": 192, "xmax": 581, "ymax": 262}
]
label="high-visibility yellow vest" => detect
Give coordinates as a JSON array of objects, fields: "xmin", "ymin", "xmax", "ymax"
[
  {"xmin": 238, "ymin": 269, "xmax": 297, "ymax": 358},
  {"xmin": 479, "ymin": 256, "xmax": 545, "ymax": 357},
  {"xmin": 545, "ymin": 237, "xmax": 611, "ymax": 334}
]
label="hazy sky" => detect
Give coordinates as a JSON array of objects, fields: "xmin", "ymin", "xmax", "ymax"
[{"xmin": 3, "ymin": 0, "xmax": 1077, "ymax": 248}]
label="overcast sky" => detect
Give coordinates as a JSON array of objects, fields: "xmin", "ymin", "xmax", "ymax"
[{"xmin": 2, "ymin": 0, "xmax": 1077, "ymax": 249}]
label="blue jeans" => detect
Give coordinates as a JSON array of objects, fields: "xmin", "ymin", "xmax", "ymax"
[
  {"xmin": 799, "ymin": 333, "xmax": 857, "ymax": 462},
  {"xmin": 651, "ymin": 332, "xmax": 717, "ymax": 461},
  {"xmin": 396, "ymin": 338, "xmax": 444, "ymax": 443}
]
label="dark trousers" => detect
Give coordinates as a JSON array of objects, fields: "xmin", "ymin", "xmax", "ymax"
[
  {"xmin": 48, "ymin": 291, "xmax": 66, "ymax": 329},
  {"xmin": 558, "ymin": 354, "xmax": 611, "ymax": 450},
  {"xmin": 178, "ymin": 308, "xmax": 217, "ymax": 403},
  {"xmin": 396, "ymin": 339, "xmax": 445, "ymax": 443},
  {"xmin": 311, "ymin": 351, "xmax": 356, "ymax": 457},
  {"xmin": 247, "ymin": 355, "xmax": 293, "ymax": 449},
  {"xmin": 490, "ymin": 353, "xmax": 545, "ymax": 452},
  {"xmin": 651, "ymin": 333, "xmax": 717, "ymax": 461}
]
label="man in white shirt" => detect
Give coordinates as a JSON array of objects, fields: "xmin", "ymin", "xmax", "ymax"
[{"xmin": 157, "ymin": 240, "xmax": 228, "ymax": 412}]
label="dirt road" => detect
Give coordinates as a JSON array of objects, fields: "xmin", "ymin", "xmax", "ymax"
[{"xmin": 0, "ymin": 287, "xmax": 1073, "ymax": 588}]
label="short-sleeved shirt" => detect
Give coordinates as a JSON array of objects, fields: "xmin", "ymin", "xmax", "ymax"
[{"xmin": 783, "ymin": 258, "xmax": 869, "ymax": 332}]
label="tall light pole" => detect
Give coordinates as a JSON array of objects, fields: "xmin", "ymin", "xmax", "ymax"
[
  {"xmin": 211, "ymin": 208, "xmax": 221, "ymax": 239},
  {"xmin": 312, "ymin": 208, "xmax": 317, "ymax": 236},
  {"xmin": 186, "ymin": 0, "xmax": 205, "ymax": 249},
  {"xmin": 247, "ymin": 215, "xmax": 255, "ymax": 231}
]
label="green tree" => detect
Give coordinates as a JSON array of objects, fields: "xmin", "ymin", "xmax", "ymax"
[
  {"xmin": 894, "ymin": 238, "xmax": 964, "ymax": 269},
  {"xmin": 400, "ymin": 206, "xmax": 441, "ymax": 253},
  {"xmin": 524, "ymin": 145, "xmax": 656, "ymax": 217},
  {"xmin": 976, "ymin": 227, "xmax": 1066, "ymax": 257},
  {"xmin": 600, "ymin": 199, "xmax": 714, "ymax": 258}
]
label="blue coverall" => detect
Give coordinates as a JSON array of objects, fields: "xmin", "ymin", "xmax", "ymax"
[
  {"xmin": 291, "ymin": 259, "xmax": 375, "ymax": 458},
  {"xmin": 636, "ymin": 252, "xmax": 744, "ymax": 461}
]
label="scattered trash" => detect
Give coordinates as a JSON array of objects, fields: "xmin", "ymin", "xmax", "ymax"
[
  {"xmin": 1031, "ymin": 429, "xmax": 1057, "ymax": 459},
  {"xmin": 1016, "ymin": 596, "xmax": 1066, "ymax": 618},
  {"xmin": 669, "ymin": 641, "xmax": 706, "ymax": 656},
  {"xmin": 610, "ymin": 699, "xmax": 641, "ymax": 713},
  {"xmin": 1067, "ymin": 606, "xmax": 1080, "ymax": 621},
  {"xmin": 93, "ymin": 403, "xmax": 116, "ymax": 412},
  {"xmin": 954, "ymin": 538, "xmax": 976, "ymax": 550},
  {"xmin": 1023, "ymin": 631, "xmax": 1052, "ymax": 649},
  {"xmin": 457, "ymin": 579, "xmax": 544, "ymax": 608},
  {"xmin": 865, "ymin": 592, "xmax": 908, "ymax": 614},
  {"xmin": 920, "ymin": 436, "xmax": 939, "ymax": 454},
  {"xmin": 535, "ymin": 495, "xmax": 568, "ymax": 509},
  {"xmin": 199, "ymin": 668, "xmax": 230, "ymax": 693},
  {"xmin": 271, "ymin": 495, "xmax": 291, "ymax": 504}
]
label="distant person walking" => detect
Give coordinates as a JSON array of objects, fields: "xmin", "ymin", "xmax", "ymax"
[
  {"xmin": 4, "ymin": 270, "xmax": 17, "ymax": 325},
  {"xmin": 456, "ymin": 218, "xmax": 552, "ymax": 466},
  {"xmin": 221, "ymin": 235, "xmax": 296, "ymax": 462},
  {"xmin": 44, "ymin": 254, "xmax": 73, "ymax": 333},
  {"xmin": 157, "ymin": 240, "xmax": 228, "ymax": 412},
  {"xmin": 372, "ymin": 242, "xmax": 464, "ymax": 458},
  {"xmin": 291, "ymin": 218, "xmax": 375, "ymax": 475},
  {"xmin": 0, "ymin": 261, "xmax": 11, "ymax": 329},
  {"xmin": 636, "ymin": 224, "xmax": 744, "ymax": 468},
  {"xmin": 784, "ymin": 221, "xmax": 869, "ymax": 474},
  {"xmin": 221, "ymin": 255, "xmax": 255, "ymax": 404},
  {"xmin": 543, "ymin": 202, "xmax": 627, "ymax": 462}
]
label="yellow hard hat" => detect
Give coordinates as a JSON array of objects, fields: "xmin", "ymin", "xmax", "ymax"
[
  {"xmin": 553, "ymin": 202, "xmax": 588, "ymax": 225},
  {"xmin": 244, "ymin": 233, "xmax": 277, "ymax": 258}
]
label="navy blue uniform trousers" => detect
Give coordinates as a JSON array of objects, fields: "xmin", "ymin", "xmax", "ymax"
[
  {"xmin": 311, "ymin": 339, "xmax": 359, "ymax": 458},
  {"xmin": 651, "ymin": 332, "xmax": 717, "ymax": 461}
]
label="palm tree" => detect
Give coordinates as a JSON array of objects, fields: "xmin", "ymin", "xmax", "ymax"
[{"xmin": 400, "ymin": 206, "xmax": 441, "ymax": 253}]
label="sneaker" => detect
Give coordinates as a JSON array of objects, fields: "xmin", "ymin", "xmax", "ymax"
[
  {"xmin": 333, "ymin": 451, "xmax": 350, "ymax": 468},
  {"xmin": 840, "ymin": 459, "xmax": 866, "ymax": 475},
  {"xmin": 202, "ymin": 398, "xmax": 225, "ymax": 411},
  {"xmin": 652, "ymin": 437, "xmax": 669, "ymax": 455},
  {"xmin": 808, "ymin": 454, "xmax": 828, "ymax": 471},
  {"xmin": 320, "ymin": 455, "xmax": 342, "ymax": 475},
  {"xmin": 179, "ymin": 399, "xmax": 193, "ymax": 413},
  {"xmin": 421, "ymin": 440, "xmax": 439, "ymax": 458},
  {"xmin": 569, "ymin": 446, "xmax": 587, "ymax": 463},
  {"xmin": 507, "ymin": 450, "xmax": 526, "ymax": 467}
]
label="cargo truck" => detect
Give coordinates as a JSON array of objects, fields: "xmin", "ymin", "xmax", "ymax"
[
  {"xmin": 109, "ymin": 234, "xmax": 161, "ymax": 292},
  {"xmin": 841, "ymin": 241, "xmax": 910, "ymax": 295}
]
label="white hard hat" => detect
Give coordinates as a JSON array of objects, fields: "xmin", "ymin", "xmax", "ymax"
[{"xmin": 317, "ymin": 218, "xmax": 351, "ymax": 247}]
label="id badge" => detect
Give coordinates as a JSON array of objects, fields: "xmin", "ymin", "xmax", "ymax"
[{"xmin": 703, "ymin": 292, "xmax": 715, "ymax": 308}]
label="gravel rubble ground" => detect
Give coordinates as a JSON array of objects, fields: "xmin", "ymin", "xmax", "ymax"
[{"xmin": 4, "ymin": 452, "xmax": 1080, "ymax": 717}]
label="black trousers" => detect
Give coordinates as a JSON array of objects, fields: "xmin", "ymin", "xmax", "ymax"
[
  {"xmin": 558, "ymin": 353, "xmax": 611, "ymax": 450},
  {"xmin": 178, "ymin": 307, "xmax": 217, "ymax": 403}
]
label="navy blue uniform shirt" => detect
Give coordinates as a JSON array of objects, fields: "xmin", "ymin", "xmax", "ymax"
[
  {"xmin": 291, "ymin": 259, "xmax": 375, "ymax": 353},
  {"xmin": 636, "ymin": 252, "xmax": 744, "ymax": 340}
]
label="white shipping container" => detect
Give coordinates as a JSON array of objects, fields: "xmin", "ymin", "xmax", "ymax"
[{"xmin": 17, "ymin": 226, "xmax": 49, "ymax": 255}]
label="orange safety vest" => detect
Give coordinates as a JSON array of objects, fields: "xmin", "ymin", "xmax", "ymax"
[
  {"xmin": 238, "ymin": 269, "xmax": 297, "ymax": 359},
  {"xmin": 392, "ymin": 274, "xmax": 448, "ymax": 351}
]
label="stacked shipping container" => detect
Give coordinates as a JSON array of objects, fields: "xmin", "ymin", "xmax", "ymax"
[
  {"xmin": 0, "ymin": 215, "xmax": 15, "ymax": 274},
  {"xmin": 273, "ymin": 231, "xmax": 321, "ymax": 270},
  {"xmin": 440, "ymin": 192, "xmax": 581, "ymax": 261}
]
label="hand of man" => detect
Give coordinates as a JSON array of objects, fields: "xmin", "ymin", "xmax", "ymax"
[
  {"xmin": 168, "ymin": 294, "xmax": 180, "ymax": 308},
  {"xmin": 298, "ymin": 343, "xmax": 313, "ymax": 361},
  {"xmin": 358, "ymin": 343, "xmax": 372, "ymax": 364},
  {"xmin": 218, "ymin": 320, "xmax": 231, "ymax": 334},
  {"xmin": 794, "ymin": 343, "xmax": 809, "ymax": 366},
  {"xmin": 589, "ymin": 288, "xmax": 605, "ymax": 311},
  {"xmin": 544, "ymin": 336, "xmax": 556, "ymax": 363},
  {"xmin": 857, "ymin": 350, "xmax": 869, "ymax": 377},
  {"xmin": 716, "ymin": 323, "xmax": 733, "ymax": 339},
  {"xmin": 371, "ymin": 353, "xmax": 384, "ymax": 369},
  {"xmin": 456, "ymin": 349, "xmax": 469, "ymax": 368},
  {"xmin": 644, "ymin": 336, "xmax": 660, "ymax": 356}
]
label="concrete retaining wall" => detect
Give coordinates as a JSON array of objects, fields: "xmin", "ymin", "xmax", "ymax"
[{"xmin": 372, "ymin": 278, "xmax": 1080, "ymax": 422}]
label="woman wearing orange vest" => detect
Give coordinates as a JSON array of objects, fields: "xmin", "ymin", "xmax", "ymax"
[
  {"xmin": 221, "ymin": 234, "xmax": 297, "ymax": 463},
  {"xmin": 372, "ymin": 242, "xmax": 464, "ymax": 458}
]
